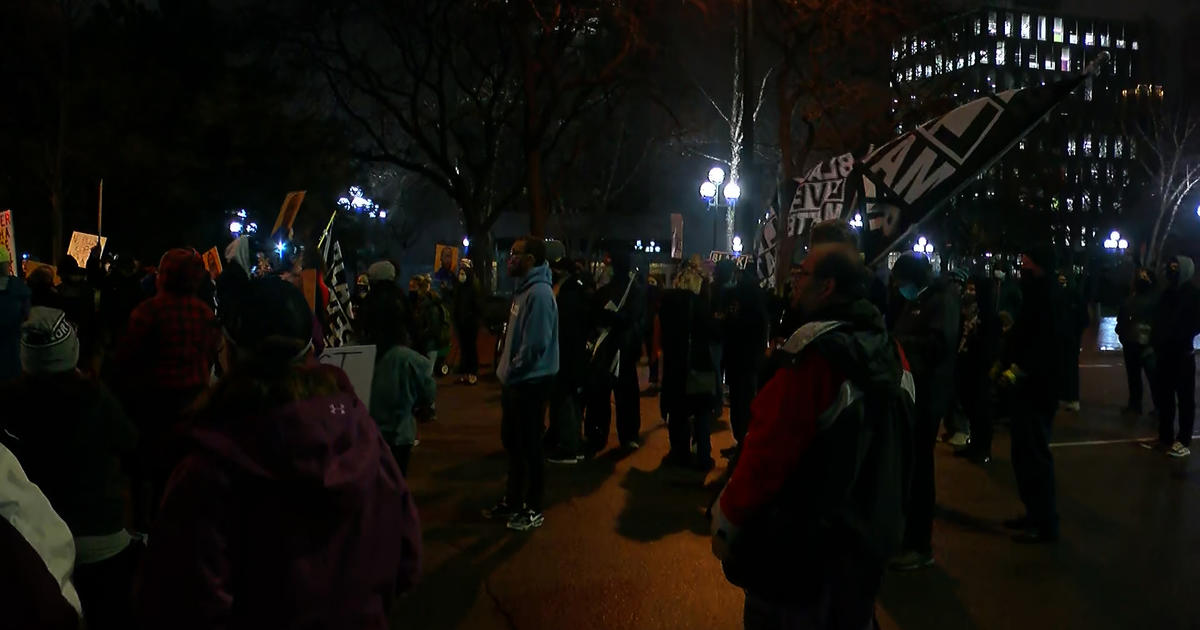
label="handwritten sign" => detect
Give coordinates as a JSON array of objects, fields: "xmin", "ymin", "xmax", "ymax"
[
  {"xmin": 67, "ymin": 231, "xmax": 107, "ymax": 268},
  {"xmin": 272, "ymin": 190, "xmax": 305, "ymax": 238},
  {"xmin": 201, "ymin": 247, "xmax": 223, "ymax": 279},
  {"xmin": 318, "ymin": 344, "xmax": 377, "ymax": 412},
  {"xmin": 0, "ymin": 211, "xmax": 14, "ymax": 273}
]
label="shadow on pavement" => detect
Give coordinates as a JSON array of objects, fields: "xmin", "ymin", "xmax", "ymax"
[
  {"xmin": 616, "ymin": 464, "xmax": 712, "ymax": 542},
  {"xmin": 879, "ymin": 565, "xmax": 980, "ymax": 630}
]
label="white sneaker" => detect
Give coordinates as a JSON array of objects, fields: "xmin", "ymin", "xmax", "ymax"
[
  {"xmin": 948, "ymin": 432, "xmax": 970, "ymax": 448},
  {"xmin": 1065, "ymin": 401, "xmax": 1081, "ymax": 412},
  {"xmin": 1168, "ymin": 442, "xmax": 1191, "ymax": 458}
]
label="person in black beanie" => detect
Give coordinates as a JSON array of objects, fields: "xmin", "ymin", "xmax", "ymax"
[{"xmin": 996, "ymin": 244, "xmax": 1062, "ymax": 543}]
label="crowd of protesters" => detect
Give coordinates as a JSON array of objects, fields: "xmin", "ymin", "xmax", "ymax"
[{"xmin": 2, "ymin": 217, "xmax": 1198, "ymax": 630}]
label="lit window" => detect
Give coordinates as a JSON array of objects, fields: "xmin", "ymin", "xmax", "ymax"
[
  {"xmin": 925, "ymin": 64, "xmax": 932, "ymax": 77},
  {"xmin": 1129, "ymin": 142, "xmax": 1136, "ymax": 159},
  {"xmin": 988, "ymin": 12, "xmax": 997, "ymax": 36},
  {"xmin": 1101, "ymin": 33, "xmax": 1110, "ymax": 47},
  {"xmin": 969, "ymin": 52, "xmax": 976, "ymax": 66},
  {"xmin": 906, "ymin": 67, "xmax": 912, "ymax": 81},
  {"xmin": 1061, "ymin": 47, "xmax": 1071, "ymax": 72},
  {"xmin": 1091, "ymin": 163, "xmax": 1099, "ymax": 181},
  {"xmin": 1084, "ymin": 81, "xmax": 1093, "ymax": 101},
  {"xmin": 1099, "ymin": 136, "xmax": 1108, "ymax": 158},
  {"xmin": 957, "ymin": 57, "xmax": 965, "ymax": 70},
  {"xmin": 1082, "ymin": 134, "xmax": 1093, "ymax": 156},
  {"xmin": 1082, "ymin": 193, "xmax": 1091, "ymax": 212},
  {"xmin": 1114, "ymin": 137, "xmax": 1123, "ymax": 158},
  {"xmin": 1045, "ymin": 59, "xmax": 1055, "ymax": 71},
  {"xmin": 1116, "ymin": 38, "xmax": 1125, "ymax": 49},
  {"xmin": 1070, "ymin": 31, "xmax": 1079, "ymax": 45},
  {"xmin": 1021, "ymin": 14, "xmax": 1031, "ymax": 39},
  {"xmin": 1054, "ymin": 18, "xmax": 1064, "ymax": 43},
  {"xmin": 896, "ymin": 72, "xmax": 903, "ymax": 84},
  {"xmin": 1085, "ymin": 32, "xmax": 1094, "ymax": 46},
  {"xmin": 996, "ymin": 41, "xmax": 1006, "ymax": 65},
  {"xmin": 1107, "ymin": 164, "xmax": 1115, "ymax": 182},
  {"xmin": 1132, "ymin": 40, "xmax": 1139, "ymax": 50},
  {"xmin": 1067, "ymin": 137, "xmax": 1077, "ymax": 156},
  {"xmin": 1005, "ymin": 13, "xmax": 1014, "ymax": 37},
  {"xmin": 911, "ymin": 40, "xmax": 917, "ymax": 54},
  {"xmin": 1038, "ymin": 16, "xmax": 1048, "ymax": 41},
  {"xmin": 975, "ymin": 19, "xmax": 981, "ymax": 36},
  {"xmin": 1066, "ymin": 198, "xmax": 1074, "ymax": 212},
  {"xmin": 1029, "ymin": 53, "xmax": 1038, "ymax": 69},
  {"xmin": 936, "ymin": 54, "xmax": 943, "ymax": 72},
  {"xmin": 980, "ymin": 49, "xmax": 989, "ymax": 64},
  {"xmin": 1019, "ymin": 140, "xmax": 1026, "ymax": 150}
]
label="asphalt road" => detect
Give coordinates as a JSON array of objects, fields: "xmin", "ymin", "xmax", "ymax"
[{"xmin": 392, "ymin": 341, "xmax": 1200, "ymax": 630}]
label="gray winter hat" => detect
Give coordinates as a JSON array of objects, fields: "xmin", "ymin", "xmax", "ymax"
[{"xmin": 20, "ymin": 307, "xmax": 79, "ymax": 374}]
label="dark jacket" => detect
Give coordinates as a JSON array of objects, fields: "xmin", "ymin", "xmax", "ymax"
[
  {"xmin": 659, "ymin": 288, "xmax": 718, "ymax": 411},
  {"xmin": 1, "ymin": 374, "xmax": 137, "ymax": 537},
  {"xmin": 715, "ymin": 298, "xmax": 915, "ymax": 607},
  {"xmin": 1005, "ymin": 275, "xmax": 1063, "ymax": 401},
  {"xmin": 718, "ymin": 276, "xmax": 770, "ymax": 367},
  {"xmin": 891, "ymin": 278, "xmax": 960, "ymax": 418},
  {"xmin": 1151, "ymin": 257, "xmax": 1200, "ymax": 358},
  {"xmin": 1056, "ymin": 280, "xmax": 1090, "ymax": 341},
  {"xmin": 451, "ymin": 274, "xmax": 484, "ymax": 330},
  {"xmin": 1116, "ymin": 288, "xmax": 1156, "ymax": 348},
  {"xmin": 137, "ymin": 365, "xmax": 421, "ymax": 630},
  {"xmin": 555, "ymin": 271, "xmax": 591, "ymax": 390},
  {"xmin": 957, "ymin": 277, "xmax": 999, "ymax": 376},
  {"xmin": 0, "ymin": 275, "xmax": 30, "ymax": 382},
  {"xmin": 359, "ymin": 282, "xmax": 410, "ymax": 348},
  {"xmin": 594, "ymin": 271, "xmax": 645, "ymax": 352}
]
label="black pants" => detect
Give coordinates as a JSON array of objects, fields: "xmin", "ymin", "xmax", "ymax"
[
  {"xmin": 390, "ymin": 443, "xmax": 413, "ymax": 477},
  {"xmin": 585, "ymin": 345, "xmax": 642, "ymax": 449},
  {"xmin": 457, "ymin": 322, "xmax": 479, "ymax": 375},
  {"xmin": 1059, "ymin": 336, "xmax": 1082, "ymax": 402},
  {"xmin": 1123, "ymin": 344, "xmax": 1149, "ymax": 411},
  {"xmin": 959, "ymin": 367, "xmax": 992, "ymax": 453},
  {"xmin": 74, "ymin": 540, "xmax": 141, "ymax": 630},
  {"xmin": 666, "ymin": 393, "xmax": 715, "ymax": 462},
  {"xmin": 1151, "ymin": 352, "xmax": 1196, "ymax": 447},
  {"xmin": 645, "ymin": 332, "xmax": 659, "ymax": 384},
  {"xmin": 902, "ymin": 405, "xmax": 941, "ymax": 555},
  {"xmin": 549, "ymin": 376, "xmax": 583, "ymax": 456},
  {"xmin": 502, "ymin": 378, "xmax": 552, "ymax": 511},
  {"xmin": 726, "ymin": 360, "xmax": 758, "ymax": 444},
  {"xmin": 1011, "ymin": 394, "xmax": 1059, "ymax": 533}
]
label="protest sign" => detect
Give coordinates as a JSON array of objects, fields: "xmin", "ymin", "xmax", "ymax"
[
  {"xmin": 201, "ymin": 247, "xmax": 223, "ymax": 279},
  {"xmin": 0, "ymin": 210, "xmax": 14, "ymax": 272},
  {"xmin": 22, "ymin": 260, "xmax": 58, "ymax": 285},
  {"xmin": 433, "ymin": 244, "xmax": 459, "ymax": 275},
  {"xmin": 670, "ymin": 213, "xmax": 683, "ymax": 259},
  {"xmin": 67, "ymin": 231, "xmax": 107, "ymax": 268},
  {"xmin": 272, "ymin": 191, "xmax": 306, "ymax": 238},
  {"xmin": 318, "ymin": 345, "xmax": 377, "ymax": 412}
]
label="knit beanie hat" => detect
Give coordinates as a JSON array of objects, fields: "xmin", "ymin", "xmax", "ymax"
[
  {"xmin": 367, "ymin": 261, "xmax": 397, "ymax": 283},
  {"xmin": 20, "ymin": 307, "xmax": 79, "ymax": 374}
]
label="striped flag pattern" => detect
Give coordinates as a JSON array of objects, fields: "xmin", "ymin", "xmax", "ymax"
[{"xmin": 322, "ymin": 235, "xmax": 353, "ymax": 348}]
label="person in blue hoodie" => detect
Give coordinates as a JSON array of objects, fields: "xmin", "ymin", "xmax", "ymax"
[{"xmin": 487, "ymin": 236, "xmax": 559, "ymax": 532}]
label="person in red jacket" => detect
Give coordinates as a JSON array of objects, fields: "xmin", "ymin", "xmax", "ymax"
[
  {"xmin": 712, "ymin": 233, "xmax": 915, "ymax": 630},
  {"xmin": 136, "ymin": 277, "xmax": 421, "ymax": 629}
]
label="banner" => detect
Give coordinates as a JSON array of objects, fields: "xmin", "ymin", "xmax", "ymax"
[
  {"xmin": 318, "ymin": 345, "xmax": 377, "ymax": 412},
  {"xmin": 708, "ymin": 250, "xmax": 750, "ymax": 268},
  {"xmin": 670, "ymin": 213, "xmax": 684, "ymax": 259},
  {"xmin": 0, "ymin": 210, "xmax": 14, "ymax": 272},
  {"xmin": 755, "ymin": 208, "xmax": 778, "ymax": 289},
  {"xmin": 67, "ymin": 231, "xmax": 107, "ymax": 268},
  {"xmin": 201, "ymin": 247, "xmax": 223, "ymax": 279},
  {"xmin": 272, "ymin": 190, "xmax": 306, "ymax": 238},
  {"xmin": 321, "ymin": 232, "xmax": 353, "ymax": 348},
  {"xmin": 785, "ymin": 53, "xmax": 1106, "ymax": 264}
]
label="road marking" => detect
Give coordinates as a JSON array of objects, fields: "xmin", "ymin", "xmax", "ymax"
[{"xmin": 1050, "ymin": 434, "xmax": 1200, "ymax": 448}]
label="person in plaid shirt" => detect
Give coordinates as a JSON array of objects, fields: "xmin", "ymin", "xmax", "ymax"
[{"xmin": 116, "ymin": 248, "xmax": 219, "ymax": 528}]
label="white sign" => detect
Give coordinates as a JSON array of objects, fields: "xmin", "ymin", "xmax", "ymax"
[
  {"xmin": 318, "ymin": 345, "xmax": 377, "ymax": 412},
  {"xmin": 67, "ymin": 231, "xmax": 107, "ymax": 268}
]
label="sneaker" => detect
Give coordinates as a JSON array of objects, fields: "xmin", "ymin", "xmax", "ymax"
[
  {"xmin": 482, "ymin": 499, "xmax": 521, "ymax": 520},
  {"xmin": 1168, "ymin": 442, "xmax": 1192, "ymax": 458},
  {"xmin": 947, "ymin": 432, "xmax": 971, "ymax": 448},
  {"xmin": 506, "ymin": 510, "xmax": 545, "ymax": 531},
  {"xmin": 1064, "ymin": 401, "xmax": 1081, "ymax": 412},
  {"xmin": 889, "ymin": 550, "xmax": 934, "ymax": 571},
  {"xmin": 547, "ymin": 451, "xmax": 584, "ymax": 464},
  {"xmin": 467, "ymin": 374, "xmax": 478, "ymax": 385}
]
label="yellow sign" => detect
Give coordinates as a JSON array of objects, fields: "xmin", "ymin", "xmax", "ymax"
[
  {"xmin": 0, "ymin": 210, "xmax": 14, "ymax": 272},
  {"xmin": 22, "ymin": 260, "xmax": 59, "ymax": 286},
  {"xmin": 201, "ymin": 247, "xmax": 223, "ymax": 279},
  {"xmin": 67, "ymin": 231, "xmax": 107, "ymax": 268},
  {"xmin": 272, "ymin": 191, "xmax": 306, "ymax": 238}
]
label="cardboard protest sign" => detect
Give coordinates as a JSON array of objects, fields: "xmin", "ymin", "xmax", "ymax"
[
  {"xmin": 22, "ymin": 260, "xmax": 58, "ymax": 285},
  {"xmin": 317, "ymin": 345, "xmax": 377, "ymax": 412},
  {"xmin": 201, "ymin": 247, "xmax": 223, "ymax": 279},
  {"xmin": 433, "ymin": 244, "xmax": 459, "ymax": 275},
  {"xmin": 67, "ymin": 231, "xmax": 107, "ymax": 268},
  {"xmin": 271, "ymin": 191, "xmax": 306, "ymax": 238},
  {"xmin": 0, "ymin": 210, "xmax": 14, "ymax": 273}
]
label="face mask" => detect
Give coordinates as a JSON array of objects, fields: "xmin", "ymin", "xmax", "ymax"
[{"xmin": 899, "ymin": 283, "xmax": 921, "ymax": 302}]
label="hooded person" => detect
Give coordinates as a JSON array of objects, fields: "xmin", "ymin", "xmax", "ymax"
[
  {"xmin": 2, "ymin": 307, "xmax": 139, "ymax": 628},
  {"xmin": 888, "ymin": 251, "xmax": 960, "ymax": 570},
  {"xmin": 659, "ymin": 266, "xmax": 720, "ymax": 470},
  {"xmin": 115, "ymin": 248, "xmax": 220, "ymax": 529},
  {"xmin": 451, "ymin": 258, "xmax": 484, "ymax": 385},
  {"xmin": 545, "ymin": 250, "xmax": 592, "ymax": 464},
  {"xmin": 359, "ymin": 261, "xmax": 410, "ymax": 348},
  {"xmin": 1146, "ymin": 255, "xmax": 1200, "ymax": 458},
  {"xmin": 1055, "ymin": 269, "xmax": 1090, "ymax": 412},
  {"xmin": 583, "ymin": 251, "xmax": 645, "ymax": 453},
  {"xmin": 0, "ymin": 246, "xmax": 31, "ymax": 382},
  {"xmin": 137, "ymin": 276, "xmax": 422, "ymax": 629}
]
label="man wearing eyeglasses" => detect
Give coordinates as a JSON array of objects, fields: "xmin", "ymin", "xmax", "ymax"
[{"xmin": 487, "ymin": 237, "xmax": 560, "ymax": 532}]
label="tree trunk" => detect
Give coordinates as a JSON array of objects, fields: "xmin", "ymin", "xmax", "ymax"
[{"xmin": 527, "ymin": 149, "xmax": 547, "ymax": 238}]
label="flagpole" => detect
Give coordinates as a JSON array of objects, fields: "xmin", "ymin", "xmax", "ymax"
[
  {"xmin": 317, "ymin": 210, "xmax": 338, "ymax": 252},
  {"xmin": 97, "ymin": 179, "xmax": 103, "ymax": 237}
]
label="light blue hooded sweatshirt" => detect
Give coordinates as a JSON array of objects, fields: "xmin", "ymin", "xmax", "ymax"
[{"xmin": 497, "ymin": 263, "xmax": 559, "ymax": 385}]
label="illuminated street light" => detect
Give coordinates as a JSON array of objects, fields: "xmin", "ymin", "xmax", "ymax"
[
  {"xmin": 724, "ymin": 182, "xmax": 741, "ymax": 204},
  {"xmin": 850, "ymin": 213, "xmax": 864, "ymax": 229},
  {"xmin": 708, "ymin": 167, "xmax": 726, "ymax": 186},
  {"xmin": 229, "ymin": 221, "xmax": 243, "ymax": 236},
  {"xmin": 732, "ymin": 235, "xmax": 743, "ymax": 254},
  {"xmin": 913, "ymin": 236, "xmax": 934, "ymax": 254},
  {"xmin": 699, "ymin": 181, "xmax": 718, "ymax": 202}
]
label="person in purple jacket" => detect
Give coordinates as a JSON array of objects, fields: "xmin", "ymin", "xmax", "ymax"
[{"xmin": 137, "ymin": 276, "xmax": 421, "ymax": 630}]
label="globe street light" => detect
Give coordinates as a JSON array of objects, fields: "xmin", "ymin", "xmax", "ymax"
[
  {"xmin": 1104, "ymin": 230, "xmax": 1127, "ymax": 252},
  {"xmin": 732, "ymin": 235, "xmax": 743, "ymax": 255},
  {"xmin": 699, "ymin": 181, "xmax": 718, "ymax": 203},
  {"xmin": 724, "ymin": 182, "xmax": 741, "ymax": 205},
  {"xmin": 698, "ymin": 166, "xmax": 739, "ymax": 252},
  {"xmin": 913, "ymin": 236, "xmax": 934, "ymax": 254},
  {"xmin": 709, "ymin": 167, "xmax": 726, "ymax": 186}
]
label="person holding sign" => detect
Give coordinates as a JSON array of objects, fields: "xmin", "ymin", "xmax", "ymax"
[{"xmin": 0, "ymin": 247, "xmax": 31, "ymax": 382}]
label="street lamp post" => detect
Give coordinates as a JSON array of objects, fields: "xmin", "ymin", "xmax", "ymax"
[
  {"xmin": 699, "ymin": 167, "xmax": 741, "ymax": 252},
  {"xmin": 1103, "ymin": 230, "xmax": 1128, "ymax": 252}
]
